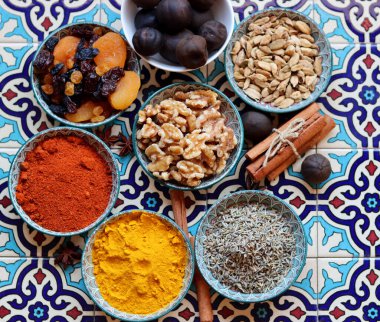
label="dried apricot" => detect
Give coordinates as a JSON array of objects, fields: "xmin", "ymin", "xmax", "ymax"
[
  {"xmin": 108, "ymin": 71, "xmax": 140, "ymax": 110},
  {"xmin": 93, "ymin": 32, "xmax": 127, "ymax": 74},
  {"xmin": 53, "ymin": 36, "xmax": 81, "ymax": 67},
  {"xmin": 65, "ymin": 100, "xmax": 96, "ymax": 123}
]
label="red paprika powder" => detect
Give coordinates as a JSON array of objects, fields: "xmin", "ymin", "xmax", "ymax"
[{"xmin": 16, "ymin": 135, "xmax": 112, "ymax": 232}]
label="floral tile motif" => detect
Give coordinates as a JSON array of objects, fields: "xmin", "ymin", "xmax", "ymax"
[
  {"xmin": 0, "ymin": 258, "xmax": 94, "ymax": 321},
  {"xmin": 317, "ymin": 149, "xmax": 380, "ymax": 258},
  {"xmin": 317, "ymin": 44, "xmax": 380, "ymax": 149},
  {"xmin": 0, "ymin": 0, "xmax": 100, "ymax": 43},
  {"xmin": 314, "ymin": 0, "xmax": 380, "ymax": 43},
  {"xmin": 318, "ymin": 258, "xmax": 380, "ymax": 322}
]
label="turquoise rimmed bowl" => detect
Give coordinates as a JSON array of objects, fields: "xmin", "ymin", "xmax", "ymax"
[
  {"xmin": 82, "ymin": 209, "xmax": 195, "ymax": 321},
  {"xmin": 132, "ymin": 82, "xmax": 244, "ymax": 191},
  {"xmin": 31, "ymin": 22, "xmax": 140, "ymax": 128},
  {"xmin": 8, "ymin": 127, "xmax": 120, "ymax": 237},
  {"xmin": 225, "ymin": 8, "xmax": 332, "ymax": 114},
  {"xmin": 195, "ymin": 190, "xmax": 307, "ymax": 302}
]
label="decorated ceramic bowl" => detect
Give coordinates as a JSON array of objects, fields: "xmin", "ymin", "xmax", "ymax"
[
  {"xmin": 225, "ymin": 8, "xmax": 332, "ymax": 114},
  {"xmin": 31, "ymin": 22, "xmax": 140, "ymax": 128},
  {"xmin": 195, "ymin": 190, "xmax": 307, "ymax": 302},
  {"xmin": 8, "ymin": 127, "xmax": 120, "ymax": 237},
  {"xmin": 82, "ymin": 209, "xmax": 195, "ymax": 321},
  {"xmin": 132, "ymin": 82, "xmax": 244, "ymax": 191}
]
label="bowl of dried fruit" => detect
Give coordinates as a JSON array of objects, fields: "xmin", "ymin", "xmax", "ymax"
[
  {"xmin": 31, "ymin": 22, "xmax": 141, "ymax": 128},
  {"xmin": 132, "ymin": 82, "xmax": 244, "ymax": 191},
  {"xmin": 8, "ymin": 127, "xmax": 120, "ymax": 237},
  {"xmin": 225, "ymin": 8, "xmax": 332, "ymax": 113},
  {"xmin": 195, "ymin": 190, "xmax": 307, "ymax": 302}
]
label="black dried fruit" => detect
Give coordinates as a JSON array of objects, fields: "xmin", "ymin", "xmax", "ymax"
[
  {"xmin": 190, "ymin": 8, "xmax": 213, "ymax": 31},
  {"xmin": 40, "ymin": 89, "xmax": 51, "ymax": 104},
  {"xmin": 133, "ymin": 27, "xmax": 163, "ymax": 56},
  {"xmin": 198, "ymin": 20, "xmax": 227, "ymax": 52},
  {"xmin": 135, "ymin": 9, "xmax": 159, "ymax": 29},
  {"xmin": 71, "ymin": 25, "xmax": 94, "ymax": 39},
  {"xmin": 76, "ymin": 47, "xmax": 99, "ymax": 61},
  {"xmin": 49, "ymin": 104, "xmax": 67, "ymax": 115},
  {"xmin": 301, "ymin": 154, "xmax": 332, "ymax": 184},
  {"xmin": 74, "ymin": 83, "xmax": 83, "ymax": 96},
  {"xmin": 83, "ymin": 72, "xmax": 100, "ymax": 94},
  {"xmin": 33, "ymin": 50, "xmax": 54, "ymax": 73},
  {"xmin": 160, "ymin": 29, "xmax": 193, "ymax": 63},
  {"xmin": 89, "ymin": 34, "xmax": 100, "ymax": 46},
  {"xmin": 156, "ymin": 0, "xmax": 192, "ymax": 33},
  {"xmin": 63, "ymin": 96, "xmax": 77, "ymax": 114},
  {"xmin": 80, "ymin": 60, "xmax": 95, "ymax": 75},
  {"xmin": 132, "ymin": 0, "xmax": 160, "ymax": 9},
  {"xmin": 52, "ymin": 74, "xmax": 66, "ymax": 93},
  {"xmin": 189, "ymin": 0, "xmax": 215, "ymax": 11},
  {"xmin": 176, "ymin": 35, "xmax": 208, "ymax": 69},
  {"xmin": 100, "ymin": 67, "xmax": 125, "ymax": 96},
  {"xmin": 45, "ymin": 36, "xmax": 59, "ymax": 51},
  {"xmin": 50, "ymin": 63, "xmax": 65, "ymax": 75},
  {"xmin": 242, "ymin": 111, "xmax": 272, "ymax": 145}
]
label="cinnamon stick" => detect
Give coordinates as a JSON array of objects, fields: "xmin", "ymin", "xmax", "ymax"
[
  {"xmin": 250, "ymin": 114, "xmax": 329, "ymax": 182},
  {"xmin": 245, "ymin": 102, "xmax": 320, "ymax": 161},
  {"xmin": 169, "ymin": 190, "xmax": 213, "ymax": 322},
  {"xmin": 267, "ymin": 116, "xmax": 336, "ymax": 181}
]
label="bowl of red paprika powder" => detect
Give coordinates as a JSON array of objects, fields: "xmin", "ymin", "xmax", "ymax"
[{"xmin": 8, "ymin": 127, "xmax": 120, "ymax": 237}]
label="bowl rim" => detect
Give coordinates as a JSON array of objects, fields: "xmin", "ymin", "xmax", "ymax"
[
  {"xmin": 81, "ymin": 209, "xmax": 195, "ymax": 321},
  {"xmin": 30, "ymin": 21, "xmax": 141, "ymax": 128},
  {"xmin": 194, "ymin": 189, "xmax": 308, "ymax": 303},
  {"xmin": 121, "ymin": 0, "xmax": 235, "ymax": 73},
  {"xmin": 132, "ymin": 81, "xmax": 244, "ymax": 191},
  {"xmin": 8, "ymin": 126, "xmax": 120, "ymax": 237},
  {"xmin": 224, "ymin": 7, "xmax": 333, "ymax": 114}
]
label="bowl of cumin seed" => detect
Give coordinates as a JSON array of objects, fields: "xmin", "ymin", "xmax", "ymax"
[{"xmin": 195, "ymin": 190, "xmax": 307, "ymax": 302}]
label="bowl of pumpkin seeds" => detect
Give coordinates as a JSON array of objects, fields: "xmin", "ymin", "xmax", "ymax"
[
  {"xmin": 225, "ymin": 8, "xmax": 332, "ymax": 113},
  {"xmin": 195, "ymin": 190, "xmax": 307, "ymax": 302}
]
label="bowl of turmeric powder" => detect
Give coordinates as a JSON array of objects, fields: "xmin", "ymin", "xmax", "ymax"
[{"xmin": 82, "ymin": 209, "xmax": 195, "ymax": 321}]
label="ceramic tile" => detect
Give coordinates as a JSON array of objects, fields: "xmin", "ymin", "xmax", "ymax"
[
  {"xmin": 0, "ymin": 257, "xmax": 94, "ymax": 321},
  {"xmin": 317, "ymin": 149, "xmax": 380, "ymax": 258},
  {"xmin": 318, "ymin": 258, "xmax": 380, "ymax": 321},
  {"xmin": 0, "ymin": 1, "xmax": 100, "ymax": 43},
  {"xmin": 317, "ymin": 44, "xmax": 380, "ymax": 149},
  {"xmin": 314, "ymin": 0, "xmax": 380, "ymax": 44}
]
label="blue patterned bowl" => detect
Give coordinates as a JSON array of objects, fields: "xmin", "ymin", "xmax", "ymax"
[
  {"xmin": 132, "ymin": 82, "xmax": 244, "ymax": 191},
  {"xmin": 31, "ymin": 22, "xmax": 140, "ymax": 128},
  {"xmin": 8, "ymin": 127, "xmax": 120, "ymax": 237},
  {"xmin": 82, "ymin": 209, "xmax": 195, "ymax": 321},
  {"xmin": 225, "ymin": 8, "xmax": 332, "ymax": 114},
  {"xmin": 195, "ymin": 190, "xmax": 307, "ymax": 302}
]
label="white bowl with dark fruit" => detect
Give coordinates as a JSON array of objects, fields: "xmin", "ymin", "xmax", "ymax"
[
  {"xmin": 31, "ymin": 23, "xmax": 141, "ymax": 128},
  {"xmin": 122, "ymin": 0, "xmax": 234, "ymax": 72}
]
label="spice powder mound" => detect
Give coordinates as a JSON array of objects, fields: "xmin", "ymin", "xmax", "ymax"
[
  {"xmin": 92, "ymin": 211, "xmax": 188, "ymax": 315},
  {"xmin": 16, "ymin": 135, "xmax": 112, "ymax": 232}
]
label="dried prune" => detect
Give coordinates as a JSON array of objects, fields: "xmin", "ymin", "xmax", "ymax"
[
  {"xmin": 33, "ymin": 50, "xmax": 54, "ymax": 73},
  {"xmin": 80, "ymin": 60, "xmax": 95, "ymax": 75},
  {"xmin": 45, "ymin": 36, "xmax": 59, "ymax": 51},
  {"xmin": 83, "ymin": 72, "xmax": 100, "ymax": 94},
  {"xmin": 50, "ymin": 63, "xmax": 65, "ymax": 75},
  {"xmin": 76, "ymin": 47, "xmax": 99, "ymax": 60},
  {"xmin": 63, "ymin": 96, "xmax": 77, "ymax": 113},
  {"xmin": 71, "ymin": 25, "xmax": 94, "ymax": 39},
  {"xmin": 100, "ymin": 67, "xmax": 125, "ymax": 96},
  {"xmin": 49, "ymin": 104, "xmax": 67, "ymax": 115}
]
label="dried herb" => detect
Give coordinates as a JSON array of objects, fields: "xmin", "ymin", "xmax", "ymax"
[
  {"xmin": 203, "ymin": 202, "xmax": 296, "ymax": 294},
  {"xmin": 54, "ymin": 241, "xmax": 82, "ymax": 268}
]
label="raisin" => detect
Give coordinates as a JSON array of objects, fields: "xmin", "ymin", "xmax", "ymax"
[
  {"xmin": 63, "ymin": 96, "xmax": 77, "ymax": 113},
  {"xmin": 53, "ymin": 74, "xmax": 66, "ymax": 94},
  {"xmin": 71, "ymin": 25, "xmax": 94, "ymax": 39},
  {"xmin": 33, "ymin": 50, "xmax": 53, "ymax": 73},
  {"xmin": 40, "ymin": 89, "xmax": 52, "ymax": 104},
  {"xmin": 70, "ymin": 70, "xmax": 83, "ymax": 84},
  {"xmin": 83, "ymin": 72, "xmax": 100, "ymax": 94},
  {"xmin": 41, "ymin": 84, "xmax": 54, "ymax": 95},
  {"xmin": 65, "ymin": 82, "xmax": 75, "ymax": 96},
  {"xmin": 89, "ymin": 34, "xmax": 100, "ymax": 46},
  {"xmin": 49, "ymin": 104, "xmax": 67, "ymax": 115},
  {"xmin": 99, "ymin": 67, "xmax": 125, "ymax": 96},
  {"xmin": 45, "ymin": 36, "xmax": 59, "ymax": 51},
  {"xmin": 74, "ymin": 83, "xmax": 83, "ymax": 96},
  {"xmin": 51, "ymin": 63, "xmax": 65, "ymax": 75},
  {"xmin": 80, "ymin": 60, "xmax": 95, "ymax": 75},
  {"xmin": 76, "ymin": 47, "xmax": 99, "ymax": 61}
]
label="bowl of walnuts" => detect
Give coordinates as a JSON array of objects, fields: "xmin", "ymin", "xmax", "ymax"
[
  {"xmin": 225, "ymin": 8, "xmax": 332, "ymax": 113},
  {"xmin": 132, "ymin": 82, "xmax": 244, "ymax": 190}
]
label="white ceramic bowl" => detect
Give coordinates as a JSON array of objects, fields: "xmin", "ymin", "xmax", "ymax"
[{"xmin": 121, "ymin": 0, "xmax": 234, "ymax": 72}]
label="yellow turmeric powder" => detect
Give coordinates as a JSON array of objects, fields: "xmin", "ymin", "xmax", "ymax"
[{"xmin": 92, "ymin": 210, "xmax": 188, "ymax": 314}]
